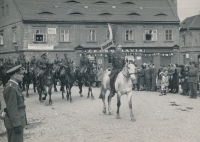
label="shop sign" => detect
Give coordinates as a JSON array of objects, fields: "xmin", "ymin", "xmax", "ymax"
[
  {"xmin": 100, "ymin": 39, "xmax": 114, "ymax": 51},
  {"xmin": 28, "ymin": 44, "xmax": 54, "ymax": 50},
  {"xmin": 47, "ymin": 28, "xmax": 56, "ymax": 34}
]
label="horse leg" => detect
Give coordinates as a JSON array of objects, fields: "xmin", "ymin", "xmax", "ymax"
[
  {"xmin": 116, "ymin": 94, "xmax": 121, "ymax": 119},
  {"xmin": 78, "ymin": 81, "xmax": 83, "ymax": 97},
  {"xmin": 87, "ymin": 84, "xmax": 90, "ymax": 98},
  {"xmin": 127, "ymin": 91, "xmax": 136, "ymax": 122},
  {"xmin": 54, "ymin": 79, "xmax": 58, "ymax": 92},
  {"xmin": 42, "ymin": 86, "xmax": 47, "ymax": 100},
  {"xmin": 108, "ymin": 95, "xmax": 113, "ymax": 115},
  {"xmin": 100, "ymin": 89, "xmax": 107, "ymax": 114},
  {"xmin": 68, "ymin": 84, "xmax": 73, "ymax": 103},
  {"xmin": 66, "ymin": 85, "xmax": 69, "ymax": 101},
  {"xmin": 26, "ymin": 83, "xmax": 29, "ymax": 98},
  {"xmin": 49, "ymin": 87, "xmax": 53, "ymax": 104},
  {"xmin": 90, "ymin": 86, "xmax": 95, "ymax": 100}
]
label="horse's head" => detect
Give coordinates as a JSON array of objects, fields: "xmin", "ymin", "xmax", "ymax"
[{"xmin": 125, "ymin": 59, "xmax": 136, "ymax": 80}]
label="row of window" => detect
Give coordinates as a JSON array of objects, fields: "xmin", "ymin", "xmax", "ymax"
[
  {"xmin": 0, "ymin": 29, "xmax": 173, "ymax": 45},
  {"xmin": 33, "ymin": 29, "xmax": 173, "ymax": 43}
]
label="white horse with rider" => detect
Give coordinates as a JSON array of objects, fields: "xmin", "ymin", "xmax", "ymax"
[{"xmin": 99, "ymin": 58, "xmax": 136, "ymax": 122}]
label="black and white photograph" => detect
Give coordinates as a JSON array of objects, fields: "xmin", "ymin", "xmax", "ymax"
[{"xmin": 0, "ymin": 0, "xmax": 200, "ymax": 141}]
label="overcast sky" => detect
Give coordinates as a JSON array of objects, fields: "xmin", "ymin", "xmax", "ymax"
[{"xmin": 178, "ymin": 0, "xmax": 200, "ymax": 21}]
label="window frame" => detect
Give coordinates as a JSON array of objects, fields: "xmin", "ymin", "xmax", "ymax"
[
  {"xmin": 59, "ymin": 29, "xmax": 70, "ymax": 42},
  {"xmin": 0, "ymin": 32, "xmax": 4, "ymax": 45},
  {"xmin": 105, "ymin": 29, "xmax": 110, "ymax": 41},
  {"xmin": 125, "ymin": 29, "xmax": 135, "ymax": 42},
  {"xmin": 2, "ymin": 6, "xmax": 5, "ymax": 17},
  {"xmin": 165, "ymin": 29, "xmax": 173, "ymax": 41},
  {"xmin": 12, "ymin": 28, "xmax": 17, "ymax": 43},
  {"xmin": 143, "ymin": 29, "xmax": 157, "ymax": 42},
  {"xmin": 87, "ymin": 29, "xmax": 96, "ymax": 42},
  {"xmin": 33, "ymin": 29, "xmax": 47, "ymax": 43},
  {"xmin": 5, "ymin": 4, "xmax": 8, "ymax": 16}
]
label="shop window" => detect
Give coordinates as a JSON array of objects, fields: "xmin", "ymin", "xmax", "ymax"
[
  {"xmin": 165, "ymin": 29, "xmax": 173, "ymax": 41},
  {"xmin": 0, "ymin": 32, "xmax": 3, "ymax": 45},
  {"xmin": 12, "ymin": 29, "xmax": 16, "ymax": 43},
  {"xmin": 125, "ymin": 29, "xmax": 134, "ymax": 41},
  {"xmin": 33, "ymin": 29, "xmax": 47, "ymax": 42},
  {"xmin": 87, "ymin": 29, "xmax": 96, "ymax": 42},
  {"xmin": 143, "ymin": 30, "xmax": 157, "ymax": 41},
  {"xmin": 60, "ymin": 29, "xmax": 70, "ymax": 42}
]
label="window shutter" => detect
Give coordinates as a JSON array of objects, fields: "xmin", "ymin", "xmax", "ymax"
[
  {"xmin": 153, "ymin": 30, "xmax": 157, "ymax": 41},
  {"xmin": 33, "ymin": 33, "xmax": 36, "ymax": 42},
  {"xmin": 143, "ymin": 33, "xmax": 146, "ymax": 41},
  {"xmin": 44, "ymin": 34, "xmax": 47, "ymax": 42},
  {"xmin": 64, "ymin": 30, "xmax": 70, "ymax": 42}
]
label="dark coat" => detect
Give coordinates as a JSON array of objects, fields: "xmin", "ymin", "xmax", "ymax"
[
  {"xmin": 138, "ymin": 68, "xmax": 145, "ymax": 85},
  {"xmin": 188, "ymin": 66, "xmax": 198, "ymax": 83},
  {"xmin": 80, "ymin": 56, "xmax": 89, "ymax": 69},
  {"xmin": 145, "ymin": 68, "xmax": 151, "ymax": 80},
  {"xmin": 151, "ymin": 67, "xmax": 157, "ymax": 79}
]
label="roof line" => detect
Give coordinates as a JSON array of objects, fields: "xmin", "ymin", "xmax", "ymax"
[
  {"xmin": 188, "ymin": 15, "xmax": 198, "ymax": 29},
  {"xmin": 12, "ymin": 0, "xmax": 23, "ymax": 21},
  {"xmin": 167, "ymin": 0, "xmax": 180, "ymax": 21}
]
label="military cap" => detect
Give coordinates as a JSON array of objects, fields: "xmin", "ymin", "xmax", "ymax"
[
  {"xmin": 41, "ymin": 52, "xmax": 47, "ymax": 57},
  {"xmin": 6, "ymin": 65, "xmax": 27, "ymax": 75}
]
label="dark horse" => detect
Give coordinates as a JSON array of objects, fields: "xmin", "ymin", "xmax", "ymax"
[
  {"xmin": 58, "ymin": 62, "xmax": 76, "ymax": 103},
  {"xmin": 76, "ymin": 62, "xmax": 96, "ymax": 99},
  {"xmin": 22, "ymin": 62, "xmax": 33, "ymax": 98},
  {"xmin": 36, "ymin": 63, "xmax": 54, "ymax": 104}
]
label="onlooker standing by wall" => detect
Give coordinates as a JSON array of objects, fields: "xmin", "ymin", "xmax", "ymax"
[
  {"xmin": 151, "ymin": 64, "xmax": 157, "ymax": 91},
  {"xmin": 157, "ymin": 66, "xmax": 163, "ymax": 91},
  {"xmin": 145, "ymin": 64, "xmax": 151, "ymax": 91},
  {"xmin": 188, "ymin": 61, "xmax": 199, "ymax": 99},
  {"xmin": 97, "ymin": 66, "xmax": 103, "ymax": 87},
  {"xmin": 180, "ymin": 65, "xmax": 190, "ymax": 96},
  {"xmin": 138, "ymin": 65, "xmax": 145, "ymax": 91}
]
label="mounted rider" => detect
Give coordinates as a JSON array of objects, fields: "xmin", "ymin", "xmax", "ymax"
[
  {"xmin": 35, "ymin": 52, "xmax": 50, "ymax": 79},
  {"xmin": 54, "ymin": 54, "xmax": 62, "ymax": 77},
  {"xmin": 30, "ymin": 55, "xmax": 38, "ymax": 70},
  {"xmin": 108, "ymin": 44, "xmax": 126, "ymax": 97},
  {"xmin": 79, "ymin": 52, "xmax": 90, "ymax": 83},
  {"xmin": 18, "ymin": 54, "xmax": 26, "ymax": 67}
]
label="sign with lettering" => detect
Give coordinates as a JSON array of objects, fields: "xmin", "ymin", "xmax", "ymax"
[
  {"xmin": 47, "ymin": 28, "xmax": 56, "ymax": 34},
  {"xmin": 100, "ymin": 39, "xmax": 114, "ymax": 51},
  {"xmin": 28, "ymin": 44, "xmax": 54, "ymax": 50}
]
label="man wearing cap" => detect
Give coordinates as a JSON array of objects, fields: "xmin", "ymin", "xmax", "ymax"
[
  {"xmin": 79, "ymin": 52, "xmax": 90, "ymax": 83},
  {"xmin": 18, "ymin": 54, "xmax": 26, "ymax": 67},
  {"xmin": 54, "ymin": 54, "xmax": 62, "ymax": 77},
  {"xmin": 62, "ymin": 53, "xmax": 70, "ymax": 69},
  {"xmin": 3, "ymin": 65, "xmax": 27, "ymax": 142},
  {"xmin": 188, "ymin": 61, "xmax": 199, "ymax": 99},
  {"xmin": 107, "ymin": 44, "xmax": 125, "ymax": 97},
  {"xmin": 36, "ymin": 52, "xmax": 49, "ymax": 79},
  {"xmin": 30, "ymin": 55, "xmax": 37, "ymax": 70}
]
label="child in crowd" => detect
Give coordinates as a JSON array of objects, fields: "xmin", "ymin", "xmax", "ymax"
[{"xmin": 160, "ymin": 68, "xmax": 169, "ymax": 96}]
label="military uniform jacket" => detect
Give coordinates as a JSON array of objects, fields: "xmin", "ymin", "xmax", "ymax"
[
  {"xmin": 108, "ymin": 52, "xmax": 125, "ymax": 70},
  {"xmin": 3, "ymin": 80, "xmax": 26, "ymax": 129},
  {"xmin": 38, "ymin": 58, "xmax": 49, "ymax": 69},
  {"xmin": 54, "ymin": 58, "xmax": 62, "ymax": 65},
  {"xmin": 80, "ymin": 57, "xmax": 89, "ymax": 68},
  {"xmin": 30, "ymin": 58, "xmax": 37, "ymax": 68},
  {"xmin": 62, "ymin": 58, "xmax": 70, "ymax": 66},
  {"xmin": 188, "ymin": 67, "xmax": 199, "ymax": 83},
  {"xmin": 19, "ymin": 58, "xmax": 26, "ymax": 67}
]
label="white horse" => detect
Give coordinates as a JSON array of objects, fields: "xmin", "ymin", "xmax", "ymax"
[{"xmin": 99, "ymin": 60, "xmax": 136, "ymax": 122}]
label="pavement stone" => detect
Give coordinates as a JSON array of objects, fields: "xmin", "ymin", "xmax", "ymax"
[{"xmin": 0, "ymin": 85, "xmax": 200, "ymax": 142}]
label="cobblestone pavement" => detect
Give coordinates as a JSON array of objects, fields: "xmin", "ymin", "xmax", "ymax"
[{"xmin": 0, "ymin": 85, "xmax": 200, "ymax": 142}]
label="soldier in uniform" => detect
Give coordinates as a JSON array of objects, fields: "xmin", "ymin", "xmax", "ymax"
[
  {"xmin": 108, "ymin": 44, "xmax": 125, "ymax": 97},
  {"xmin": 188, "ymin": 61, "xmax": 199, "ymax": 99},
  {"xmin": 79, "ymin": 52, "xmax": 90, "ymax": 83},
  {"xmin": 18, "ymin": 54, "xmax": 26, "ymax": 67},
  {"xmin": 30, "ymin": 55, "xmax": 37, "ymax": 70},
  {"xmin": 54, "ymin": 54, "xmax": 62, "ymax": 77},
  {"xmin": 35, "ymin": 53, "xmax": 49, "ymax": 79},
  {"xmin": 3, "ymin": 65, "xmax": 27, "ymax": 142},
  {"xmin": 15, "ymin": 57, "xmax": 21, "ymax": 66}
]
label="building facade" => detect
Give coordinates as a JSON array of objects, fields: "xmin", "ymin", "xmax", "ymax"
[
  {"xmin": 0, "ymin": 0, "xmax": 180, "ymax": 69},
  {"xmin": 179, "ymin": 14, "xmax": 200, "ymax": 69}
]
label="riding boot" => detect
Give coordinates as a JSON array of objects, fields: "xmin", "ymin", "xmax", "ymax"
[{"xmin": 110, "ymin": 78, "xmax": 115, "ymax": 97}]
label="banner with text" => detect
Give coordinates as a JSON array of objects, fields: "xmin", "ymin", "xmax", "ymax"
[
  {"xmin": 28, "ymin": 44, "xmax": 54, "ymax": 50},
  {"xmin": 100, "ymin": 39, "xmax": 114, "ymax": 51}
]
